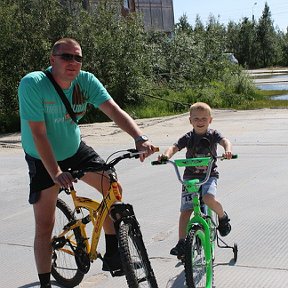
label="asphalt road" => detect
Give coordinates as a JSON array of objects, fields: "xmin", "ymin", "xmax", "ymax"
[{"xmin": 1, "ymin": 107, "xmax": 288, "ymax": 288}]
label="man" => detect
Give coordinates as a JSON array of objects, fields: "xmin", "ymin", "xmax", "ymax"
[{"xmin": 18, "ymin": 38, "xmax": 156, "ymax": 288}]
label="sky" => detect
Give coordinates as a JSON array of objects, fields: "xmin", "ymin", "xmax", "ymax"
[{"xmin": 173, "ymin": 0, "xmax": 288, "ymax": 31}]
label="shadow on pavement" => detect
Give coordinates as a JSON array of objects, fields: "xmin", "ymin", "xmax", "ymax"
[
  {"xmin": 18, "ymin": 280, "xmax": 62, "ymax": 288},
  {"xmin": 167, "ymin": 269, "xmax": 186, "ymax": 287}
]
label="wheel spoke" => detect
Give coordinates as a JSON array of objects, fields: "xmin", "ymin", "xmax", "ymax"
[
  {"xmin": 51, "ymin": 199, "xmax": 85, "ymax": 287},
  {"xmin": 118, "ymin": 223, "xmax": 158, "ymax": 287}
]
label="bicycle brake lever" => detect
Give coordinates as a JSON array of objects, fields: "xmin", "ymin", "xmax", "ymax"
[
  {"xmin": 127, "ymin": 149, "xmax": 138, "ymax": 153},
  {"xmin": 126, "ymin": 149, "xmax": 143, "ymax": 159}
]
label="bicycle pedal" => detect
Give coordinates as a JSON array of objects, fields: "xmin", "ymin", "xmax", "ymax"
[
  {"xmin": 112, "ymin": 269, "xmax": 125, "ymax": 277},
  {"xmin": 178, "ymin": 256, "xmax": 185, "ymax": 263},
  {"xmin": 177, "ymin": 254, "xmax": 185, "ymax": 261}
]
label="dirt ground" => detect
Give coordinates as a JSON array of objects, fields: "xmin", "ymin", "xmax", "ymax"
[{"xmin": 1, "ymin": 108, "xmax": 287, "ymax": 154}]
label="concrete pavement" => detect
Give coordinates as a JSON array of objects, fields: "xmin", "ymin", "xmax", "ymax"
[{"xmin": 1, "ymin": 108, "xmax": 288, "ymax": 287}]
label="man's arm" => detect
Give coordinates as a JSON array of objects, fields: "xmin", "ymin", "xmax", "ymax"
[
  {"xmin": 99, "ymin": 99, "xmax": 156, "ymax": 161},
  {"xmin": 29, "ymin": 121, "xmax": 74, "ymax": 187}
]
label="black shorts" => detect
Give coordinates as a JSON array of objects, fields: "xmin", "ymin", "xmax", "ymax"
[{"xmin": 25, "ymin": 141, "xmax": 105, "ymax": 204}]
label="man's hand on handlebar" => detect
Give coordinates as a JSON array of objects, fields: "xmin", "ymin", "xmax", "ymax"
[
  {"xmin": 135, "ymin": 141, "xmax": 159, "ymax": 162},
  {"xmin": 53, "ymin": 171, "xmax": 76, "ymax": 189}
]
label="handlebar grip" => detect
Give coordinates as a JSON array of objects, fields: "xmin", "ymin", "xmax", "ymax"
[
  {"xmin": 154, "ymin": 147, "xmax": 160, "ymax": 152},
  {"xmin": 151, "ymin": 159, "xmax": 168, "ymax": 165},
  {"xmin": 151, "ymin": 160, "xmax": 162, "ymax": 165},
  {"xmin": 220, "ymin": 154, "xmax": 238, "ymax": 160}
]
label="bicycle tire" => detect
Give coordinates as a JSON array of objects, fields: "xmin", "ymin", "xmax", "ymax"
[
  {"xmin": 51, "ymin": 198, "xmax": 85, "ymax": 288},
  {"xmin": 118, "ymin": 223, "xmax": 158, "ymax": 288},
  {"xmin": 184, "ymin": 226, "xmax": 214, "ymax": 288}
]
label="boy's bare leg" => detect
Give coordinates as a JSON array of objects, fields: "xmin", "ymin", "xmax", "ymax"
[
  {"xmin": 203, "ymin": 194, "xmax": 225, "ymax": 218},
  {"xmin": 179, "ymin": 210, "xmax": 192, "ymax": 239}
]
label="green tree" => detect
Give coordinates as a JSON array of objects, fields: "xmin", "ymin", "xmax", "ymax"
[
  {"xmin": 175, "ymin": 14, "xmax": 193, "ymax": 35},
  {"xmin": 0, "ymin": 0, "xmax": 153, "ymax": 130},
  {"xmin": 77, "ymin": 0, "xmax": 152, "ymax": 106},
  {"xmin": 0, "ymin": 0, "xmax": 72, "ymax": 132},
  {"xmin": 256, "ymin": 2, "xmax": 277, "ymax": 67},
  {"xmin": 238, "ymin": 17, "xmax": 258, "ymax": 68},
  {"xmin": 279, "ymin": 28, "xmax": 288, "ymax": 66}
]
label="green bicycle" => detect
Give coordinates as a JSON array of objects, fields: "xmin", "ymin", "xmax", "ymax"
[{"xmin": 152, "ymin": 152, "xmax": 237, "ymax": 288}]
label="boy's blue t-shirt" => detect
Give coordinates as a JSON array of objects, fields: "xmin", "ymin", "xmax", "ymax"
[{"xmin": 18, "ymin": 68, "xmax": 111, "ymax": 160}]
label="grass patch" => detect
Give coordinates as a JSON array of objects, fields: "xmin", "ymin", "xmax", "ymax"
[
  {"xmin": 248, "ymin": 89, "xmax": 288, "ymax": 109},
  {"xmin": 126, "ymin": 86, "xmax": 288, "ymax": 119}
]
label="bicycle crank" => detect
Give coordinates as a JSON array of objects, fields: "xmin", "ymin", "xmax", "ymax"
[{"xmin": 74, "ymin": 246, "xmax": 90, "ymax": 274}]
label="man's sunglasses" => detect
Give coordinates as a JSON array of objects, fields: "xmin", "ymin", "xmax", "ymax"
[{"xmin": 53, "ymin": 53, "xmax": 83, "ymax": 63}]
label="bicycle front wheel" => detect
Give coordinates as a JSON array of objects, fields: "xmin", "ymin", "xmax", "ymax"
[
  {"xmin": 118, "ymin": 223, "xmax": 158, "ymax": 288},
  {"xmin": 51, "ymin": 198, "xmax": 85, "ymax": 288},
  {"xmin": 184, "ymin": 226, "xmax": 213, "ymax": 288}
]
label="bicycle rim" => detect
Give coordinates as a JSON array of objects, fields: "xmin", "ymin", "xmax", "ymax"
[
  {"xmin": 118, "ymin": 223, "xmax": 158, "ymax": 288},
  {"xmin": 51, "ymin": 199, "xmax": 84, "ymax": 288},
  {"xmin": 184, "ymin": 226, "xmax": 213, "ymax": 288}
]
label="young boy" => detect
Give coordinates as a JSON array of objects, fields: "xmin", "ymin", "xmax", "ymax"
[{"xmin": 160, "ymin": 102, "xmax": 233, "ymax": 258}]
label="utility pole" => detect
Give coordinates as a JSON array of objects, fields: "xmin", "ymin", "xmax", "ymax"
[{"xmin": 252, "ymin": 2, "xmax": 257, "ymax": 22}]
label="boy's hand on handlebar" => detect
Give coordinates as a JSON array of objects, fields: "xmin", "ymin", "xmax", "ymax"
[
  {"xmin": 223, "ymin": 151, "xmax": 232, "ymax": 159},
  {"xmin": 158, "ymin": 154, "xmax": 169, "ymax": 162},
  {"xmin": 136, "ymin": 141, "xmax": 159, "ymax": 162},
  {"xmin": 151, "ymin": 154, "xmax": 169, "ymax": 165}
]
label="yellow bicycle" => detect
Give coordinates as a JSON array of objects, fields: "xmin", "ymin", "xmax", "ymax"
[{"xmin": 51, "ymin": 148, "xmax": 158, "ymax": 288}]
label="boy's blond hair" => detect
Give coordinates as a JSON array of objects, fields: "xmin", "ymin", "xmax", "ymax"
[{"xmin": 189, "ymin": 102, "xmax": 212, "ymax": 116}]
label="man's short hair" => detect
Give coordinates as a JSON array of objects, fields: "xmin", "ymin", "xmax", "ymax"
[{"xmin": 52, "ymin": 38, "xmax": 81, "ymax": 55}]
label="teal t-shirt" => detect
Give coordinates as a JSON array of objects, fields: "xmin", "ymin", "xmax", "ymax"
[{"xmin": 18, "ymin": 68, "xmax": 111, "ymax": 160}]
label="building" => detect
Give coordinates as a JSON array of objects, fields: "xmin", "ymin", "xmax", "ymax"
[
  {"xmin": 78, "ymin": 0, "xmax": 174, "ymax": 33},
  {"xmin": 132, "ymin": 0, "xmax": 174, "ymax": 33}
]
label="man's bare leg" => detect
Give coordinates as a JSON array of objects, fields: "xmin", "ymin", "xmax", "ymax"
[{"xmin": 33, "ymin": 185, "xmax": 58, "ymax": 276}]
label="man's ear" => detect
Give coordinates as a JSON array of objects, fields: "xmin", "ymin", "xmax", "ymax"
[
  {"xmin": 49, "ymin": 55, "xmax": 54, "ymax": 65},
  {"xmin": 209, "ymin": 117, "xmax": 213, "ymax": 124}
]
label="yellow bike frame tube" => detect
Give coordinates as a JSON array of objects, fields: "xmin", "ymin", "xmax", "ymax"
[{"xmin": 69, "ymin": 182, "xmax": 122, "ymax": 261}]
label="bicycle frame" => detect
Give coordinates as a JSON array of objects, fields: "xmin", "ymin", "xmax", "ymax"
[
  {"xmin": 57, "ymin": 180, "xmax": 122, "ymax": 261},
  {"xmin": 175, "ymin": 157, "xmax": 215, "ymax": 286},
  {"xmin": 55, "ymin": 150, "xmax": 145, "ymax": 263}
]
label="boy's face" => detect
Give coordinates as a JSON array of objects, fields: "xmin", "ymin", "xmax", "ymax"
[{"xmin": 189, "ymin": 109, "xmax": 212, "ymax": 135}]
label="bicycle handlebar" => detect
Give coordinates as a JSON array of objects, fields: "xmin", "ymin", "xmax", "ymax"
[
  {"xmin": 70, "ymin": 148, "xmax": 159, "ymax": 180},
  {"xmin": 151, "ymin": 154, "xmax": 238, "ymax": 188},
  {"xmin": 151, "ymin": 154, "xmax": 238, "ymax": 166}
]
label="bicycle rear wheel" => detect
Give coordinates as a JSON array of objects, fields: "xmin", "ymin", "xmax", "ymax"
[
  {"xmin": 118, "ymin": 223, "xmax": 158, "ymax": 288},
  {"xmin": 51, "ymin": 198, "xmax": 85, "ymax": 288},
  {"xmin": 184, "ymin": 226, "xmax": 213, "ymax": 288}
]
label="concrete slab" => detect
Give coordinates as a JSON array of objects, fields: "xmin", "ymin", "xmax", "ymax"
[{"xmin": 1, "ymin": 108, "xmax": 288, "ymax": 287}]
